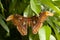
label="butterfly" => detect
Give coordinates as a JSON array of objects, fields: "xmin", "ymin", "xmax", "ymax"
[{"xmin": 6, "ymin": 11, "xmax": 53, "ymax": 36}]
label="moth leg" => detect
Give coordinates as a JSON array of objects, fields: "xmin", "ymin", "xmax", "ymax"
[{"xmin": 32, "ymin": 23, "xmax": 43, "ymax": 34}]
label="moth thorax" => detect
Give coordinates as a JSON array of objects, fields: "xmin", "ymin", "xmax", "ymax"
[{"xmin": 19, "ymin": 17, "xmax": 22, "ymax": 20}]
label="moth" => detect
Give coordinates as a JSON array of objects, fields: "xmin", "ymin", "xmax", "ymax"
[{"xmin": 6, "ymin": 11, "xmax": 53, "ymax": 36}]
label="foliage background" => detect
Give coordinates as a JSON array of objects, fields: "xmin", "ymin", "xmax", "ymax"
[{"xmin": 0, "ymin": 0, "xmax": 60, "ymax": 40}]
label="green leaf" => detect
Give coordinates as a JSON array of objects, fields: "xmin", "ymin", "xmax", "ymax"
[
  {"xmin": 40, "ymin": 0, "xmax": 60, "ymax": 15},
  {"xmin": 52, "ymin": 1, "xmax": 60, "ymax": 7},
  {"xmin": 30, "ymin": 0, "xmax": 41, "ymax": 15},
  {"xmin": 0, "ymin": 14, "xmax": 5, "ymax": 20},
  {"xmin": 9, "ymin": 0, "xmax": 29, "ymax": 14},
  {"xmin": 0, "ymin": 17, "xmax": 9, "ymax": 35},
  {"xmin": 50, "ymin": 35, "xmax": 56, "ymax": 40},
  {"xmin": 49, "ymin": 17, "xmax": 60, "ymax": 27},
  {"xmin": 53, "ymin": 19, "xmax": 60, "ymax": 27},
  {"xmin": 16, "ymin": 1, "xmax": 29, "ymax": 14},
  {"xmin": 0, "ymin": 1, "xmax": 4, "ymax": 15},
  {"xmin": 46, "ymin": 18, "xmax": 60, "ymax": 40},
  {"xmin": 29, "ymin": 34, "xmax": 39, "ymax": 40},
  {"xmin": 38, "ymin": 25, "xmax": 51, "ymax": 40},
  {"xmin": 24, "ymin": 5, "xmax": 34, "ymax": 17},
  {"xmin": 52, "ymin": 0, "xmax": 60, "ymax": 1},
  {"xmin": 29, "ymin": 28, "xmax": 39, "ymax": 40},
  {"xmin": 9, "ymin": 0, "xmax": 17, "ymax": 13}
]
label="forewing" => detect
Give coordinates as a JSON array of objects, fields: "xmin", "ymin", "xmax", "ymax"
[
  {"xmin": 12, "ymin": 15, "xmax": 28, "ymax": 36},
  {"xmin": 31, "ymin": 16, "xmax": 42, "ymax": 34},
  {"xmin": 32, "ymin": 22, "xmax": 43, "ymax": 34},
  {"xmin": 17, "ymin": 22, "xmax": 27, "ymax": 36}
]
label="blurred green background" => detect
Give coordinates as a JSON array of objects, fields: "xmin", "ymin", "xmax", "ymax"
[{"xmin": 0, "ymin": 0, "xmax": 60, "ymax": 40}]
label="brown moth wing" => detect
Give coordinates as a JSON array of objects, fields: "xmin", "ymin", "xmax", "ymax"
[
  {"xmin": 31, "ymin": 12, "xmax": 46, "ymax": 34},
  {"xmin": 31, "ymin": 11, "xmax": 48, "ymax": 34},
  {"xmin": 16, "ymin": 15, "xmax": 27, "ymax": 35},
  {"xmin": 30, "ymin": 16, "xmax": 41, "ymax": 34},
  {"xmin": 6, "ymin": 14, "xmax": 28, "ymax": 36},
  {"xmin": 16, "ymin": 21, "xmax": 27, "ymax": 36},
  {"xmin": 32, "ymin": 22, "xmax": 43, "ymax": 34},
  {"xmin": 32, "ymin": 11, "xmax": 54, "ymax": 34}
]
